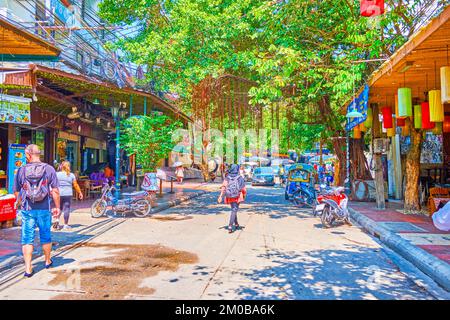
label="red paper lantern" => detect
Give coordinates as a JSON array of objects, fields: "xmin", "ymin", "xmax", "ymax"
[
  {"xmin": 421, "ymin": 102, "xmax": 435, "ymax": 130},
  {"xmin": 396, "ymin": 117, "xmax": 406, "ymax": 127},
  {"xmin": 381, "ymin": 106, "xmax": 393, "ymax": 129},
  {"xmin": 360, "ymin": 0, "xmax": 385, "ymax": 17},
  {"xmin": 444, "ymin": 116, "xmax": 450, "ymax": 133}
]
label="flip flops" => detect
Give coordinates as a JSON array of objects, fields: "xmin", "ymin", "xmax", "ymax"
[{"xmin": 45, "ymin": 259, "xmax": 53, "ymax": 269}]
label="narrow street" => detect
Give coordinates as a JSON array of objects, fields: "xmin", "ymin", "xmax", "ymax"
[{"xmin": 0, "ymin": 185, "xmax": 438, "ymax": 300}]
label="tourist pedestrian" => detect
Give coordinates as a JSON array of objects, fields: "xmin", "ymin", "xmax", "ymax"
[
  {"xmin": 175, "ymin": 165, "xmax": 184, "ymax": 184},
  {"xmin": 13, "ymin": 144, "xmax": 60, "ymax": 278},
  {"xmin": 56, "ymin": 161, "xmax": 83, "ymax": 230},
  {"xmin": 217, "ymin": 164, "xmax": 247, "ymax": 233}
]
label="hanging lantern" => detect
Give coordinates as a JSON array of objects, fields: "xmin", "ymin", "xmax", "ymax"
[
  {"xmin": 360, "ymin": 122, "xmax": 367, "ymax": 132},
  {"xmin": 398, "ymin": 88, "xmax": 412, "ymax": 117},
  {"xmin": 360, "ymin": 0, "xmax": 385, "ymax": 17},
  {"xmin": 414, "ymin": 104, "xmax": 422, "ymax": 129},
  {"xmin": 441, "ymin": 66, "xmax": 450, "ymax": 103},
  {"xmin": 421, "ymin": 102, "xmax": 435, "ymax": 130},
  {"xmin": 381, "ymin": 106, "xmax": 393, "ymax": 128},
  {"xmin": 397, "ymin": 117, "xmax": 406, "ymax": 127},
  {"xmin": 429, "ymin": 90, "xmax": 444, "ymax": 122},
  {"xmin": 444, "ymin": 116, "xmax": 450, "ymax": 133},
  {"xmin": 364, "ymin": 107, "xmax": 373, "ymax": 128},
  {"xmin": 353, "ymin": 125, "xmax": 361, "ymax": 139},
  {"xmin": 387, "ymin": 127, "xmax": 395, "ymax": 137},
  {"xmin": 401, "ymin": 118, "xmax": 410, "ymax": 136},
  {"xmin": 432, "ymin": 122, "xmax": 443, "ymax": 135}
]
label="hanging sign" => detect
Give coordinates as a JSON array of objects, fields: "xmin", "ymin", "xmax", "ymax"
[
  {"xmin": 7, "ymin": 144, "xmax": 26, "ymax": 194},
  {"xmin": 345, "ymin": 85, "xmax": 370, "ymax": 131},
  {"xmin": 0, "ymin": 94, "xmax": 31, "ymax": 124}
]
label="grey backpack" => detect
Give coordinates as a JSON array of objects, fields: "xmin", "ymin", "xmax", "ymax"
[
  {"xmin": 23, "ymin": 163, "xmax": 49, "ymax": 203},
  {"xmin": 225, "ymin": 176, "xmax": 242, "ymax": 198}
]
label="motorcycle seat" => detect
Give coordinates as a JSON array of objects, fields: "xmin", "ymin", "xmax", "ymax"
[{"xmin": 121, "ymin": 191, "xmax": 147, "ymax": 197}]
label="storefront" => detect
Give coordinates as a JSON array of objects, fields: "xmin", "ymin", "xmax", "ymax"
[{"xmin": 345, "ymin": 6, "xmax": 450, "ymax": 210}]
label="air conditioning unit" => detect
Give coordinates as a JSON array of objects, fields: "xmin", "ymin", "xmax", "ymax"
[{"xmin": 373, "ymin": 138, "xmax": 390, "ymax": 154}]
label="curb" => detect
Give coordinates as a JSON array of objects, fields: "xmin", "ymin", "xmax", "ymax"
[
  {"xmin": 349, "ymin": 207, "xmax": 450, "ymax": 292},
  {"xmin": 151, "ymin": 190, "xmax": 208, "ymax": 214}
]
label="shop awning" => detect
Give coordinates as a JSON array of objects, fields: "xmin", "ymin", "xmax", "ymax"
[
  {"xmin": 343, "ymin": 5, "xmax": 450, "ymax": 109},
  {"xmin": 0, "ymin": 17, "xmax": 60, "ymax": 62}
]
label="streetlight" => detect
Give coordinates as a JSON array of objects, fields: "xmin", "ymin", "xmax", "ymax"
[
  {"xmin": 111, "ymin": 102, "xmax": 122, "ymax": 200},
  {"xmin": 345, "ymin": 109, "xmax": 363, "ymax": 196}
]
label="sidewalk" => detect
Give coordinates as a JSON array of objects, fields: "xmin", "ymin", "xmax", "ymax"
[
  {"xmin": 0, "ymin": 179, "xmax": 215, "ymax": 276},
  {"xmin": 349, "ymin": 201, "xmax": 450, "ymax": 291}
]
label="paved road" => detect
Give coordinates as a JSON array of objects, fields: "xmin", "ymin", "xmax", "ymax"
[{"xmin": 0, "ymin": 185, "xmax": 438, "ymax": 299}]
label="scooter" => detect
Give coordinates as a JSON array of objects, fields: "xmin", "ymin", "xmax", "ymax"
[
  {"xmin": 91, "ymin": 183, "xmax": 152, "ymax": 218},
  {"xmin": 313, "ymin": 186, "xmax": 351, "ymax": 228},
  {"xmin": 292, "ymin": 183, "xmax": 316, "ymax": 207}
]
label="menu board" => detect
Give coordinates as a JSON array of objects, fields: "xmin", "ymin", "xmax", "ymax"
[
  {"xmin": 0, "ymin": 94, "xmax": 31, "ymax": 124},
  {"xmin": 7, "ymin": 144, "xmax": 26, "ymax": 194}
]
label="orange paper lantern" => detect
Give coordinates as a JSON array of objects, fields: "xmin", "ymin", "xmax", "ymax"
[{"xmin": 444, "ymin": 116, "xmax": 450, "ymax": 133}]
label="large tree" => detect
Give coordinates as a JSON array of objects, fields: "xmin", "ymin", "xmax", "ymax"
[{"xmin": 99, "ymin": 0, "xmax": 444, "ymax": 197}]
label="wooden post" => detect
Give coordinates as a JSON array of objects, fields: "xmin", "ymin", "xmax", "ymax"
[
  {"xmin": 158, "ymin": 178, "xmax": 163, "ymax": 198},
  {"xmin": 372, "ymin": 103, "xmax": 386, "ymax": 209}
]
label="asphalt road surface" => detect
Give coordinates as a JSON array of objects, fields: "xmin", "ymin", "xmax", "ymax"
[{"xmin": 0, "ymin": 184, "xmax": 438, "ymax": 300}]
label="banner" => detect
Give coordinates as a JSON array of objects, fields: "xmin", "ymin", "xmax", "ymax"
[
  {"xmin": 0, "ymin": 94, "xmax": 31, "ymax": 124},
  {"xmin": 7, "ymin": 144, "xmax": 26, "ymax": 194},
  {"xmin": 345, "ymin": 84, "xmax": 370, "ymax": 131}
]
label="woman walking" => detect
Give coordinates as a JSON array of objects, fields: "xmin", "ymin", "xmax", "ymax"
[
  {"xmin": 175, "ymin": 165, "xmax": 184, "ymax": 184},
  {"xmin": 218, "ymin": 164, "xmax": 247, "ymax": 233},
  {"xmin": 56, "ymin": 161, "xmax": 83, "ymax": 230}
]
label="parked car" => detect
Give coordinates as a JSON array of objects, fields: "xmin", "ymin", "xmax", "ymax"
[{"xmin": 251, "ymin": 167, "xmax": 275, "ymax": 186}]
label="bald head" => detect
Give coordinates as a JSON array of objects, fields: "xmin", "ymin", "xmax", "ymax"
[{"xmin": 25, "ymin": 144, "xmax": 41, "ymax": 162}]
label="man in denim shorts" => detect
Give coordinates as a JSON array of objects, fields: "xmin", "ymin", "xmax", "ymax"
[{"xmin": 13, "ymin": 144, "xmax": 60, "ymax": 277}]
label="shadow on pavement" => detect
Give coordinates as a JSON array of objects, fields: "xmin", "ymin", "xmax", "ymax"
[{"xmin": 231, "ymin": 245, "xmax": 431, "ymax": 300}]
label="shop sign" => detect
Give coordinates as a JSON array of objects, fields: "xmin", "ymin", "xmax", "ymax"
[
  {"xmin": 7, "ymin": 144, "xmax": 26, "ymax": 194},
  {"xmin": 0, "ymin": 94, "xmax": 31, "ymax": 124},
  {"xmin": 345, "ymin": 85, "xmax": 370, "ymax": 131}
]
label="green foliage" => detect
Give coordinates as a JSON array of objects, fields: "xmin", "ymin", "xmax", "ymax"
[
  {"xmin": 99, "ymin": 0, "xmax": 442, "ymax": 152},
  {"xmin": 120, "ymin": 114, "xmax": 182, "ymax": 171}
]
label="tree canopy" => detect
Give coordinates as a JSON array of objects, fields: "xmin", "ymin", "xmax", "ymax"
[{"xmin": 99, "ymin": 0, "xmax": 443, "ymax": 152}]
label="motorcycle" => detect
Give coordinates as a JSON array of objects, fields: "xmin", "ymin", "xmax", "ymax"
[
  {"xmin": 292, "ymin": 183, "xmax": 316, "ymax": 208},
  {"xmin": 313, "ymin": 186, "xmax": 351, "ymax": 228},
  {"xmin": 91, "ymin": 183, "xmax": 153, "ymax": 218}
]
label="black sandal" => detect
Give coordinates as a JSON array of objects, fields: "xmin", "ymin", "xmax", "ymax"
[{"xmin": 24, "ymin": 270, "xmax": 34, "ymax": 278}]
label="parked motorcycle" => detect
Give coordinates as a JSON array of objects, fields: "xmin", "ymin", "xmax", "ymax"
[
  {"xmin": 313, "ymin": 186, "xmax": 351, "ymax": 228},
  {"xmin": 292, "ymin": 184, "xmax": 316, "ymax": 208},
  {"xmin": 91, "ymin": 184, "xmax": 153, "ymax": 218}
]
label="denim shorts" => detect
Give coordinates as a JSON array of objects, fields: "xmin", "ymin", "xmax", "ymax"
[{"xmin": 21, "ymin": 210, "xmax": 52, "ymax": 245}]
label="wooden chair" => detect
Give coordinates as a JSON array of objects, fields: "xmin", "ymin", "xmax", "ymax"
[{"xmin": 428, "ymin": 187, "xmax": 450, "ymax": 215}]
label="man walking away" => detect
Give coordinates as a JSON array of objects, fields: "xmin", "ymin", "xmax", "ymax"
[
  {"xmin": 218, "ymin": 164, "xmax": 247, "ymax": 233},
  {"xmin": 13, "ymin": 144, "xmax": 60, "ymax": 277}
]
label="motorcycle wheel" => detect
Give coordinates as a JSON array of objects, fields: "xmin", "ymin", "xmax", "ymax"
[
  {"xmin": 320, "ymin": 206, "xmax": 334, "ymax": 228},
  {"xmin": 133, "ymin": 199, "xmax": 152, "ymax": 218},
  {"xmin": 292, "ymin": 191, "xmax": 306, "ymax": 207},
  {"xmin": 91, "ymin": 199, "xmax": 107, "ymax": 218}
]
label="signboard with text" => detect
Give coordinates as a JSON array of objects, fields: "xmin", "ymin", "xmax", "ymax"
[
  {"xmin": 7, "ymin": 144, "xmax": 26, "ymax": 194},
  {"xmin": 0, "ymin": 94, "xmax": 31, "ymax": 124},
  {"xmin": 345, "ymin": 85, "xmax": 370, "ymax": 131}
]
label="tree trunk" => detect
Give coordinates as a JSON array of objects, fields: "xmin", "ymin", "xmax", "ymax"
[
  {"xmin": 404, "ymin": 124, "xmax": 423, "ymax": 212},
  {"xmin": 350, "ymin": 134, "xmax": 373, "ymax": 180}
]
